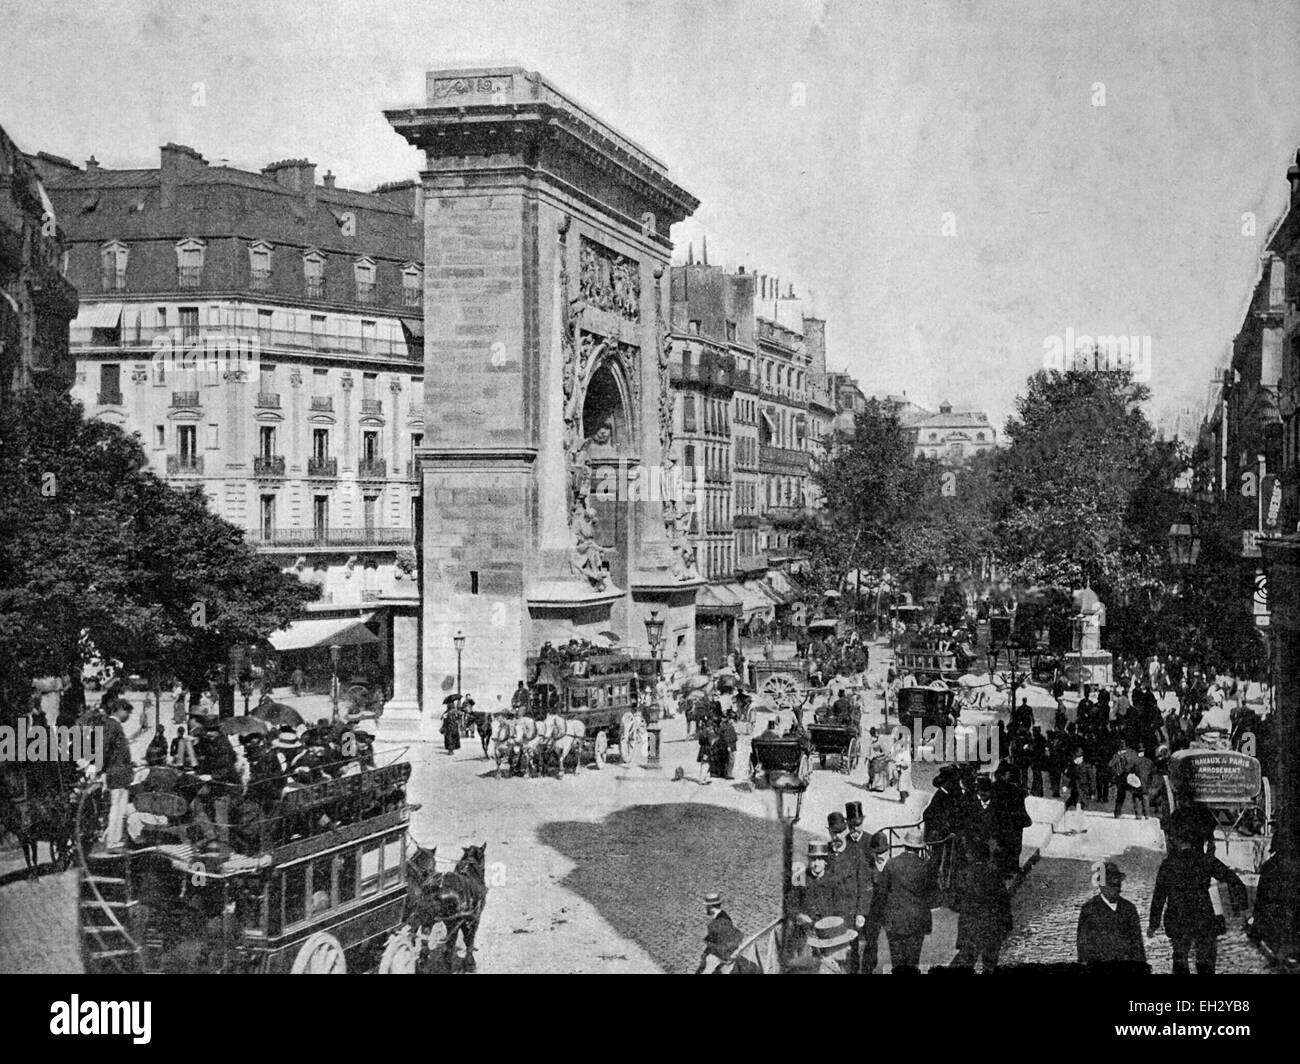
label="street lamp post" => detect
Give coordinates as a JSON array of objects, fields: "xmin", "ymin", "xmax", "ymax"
[
  {"xmin": 239, "ymin": 676, "xmax": 254, "ymax": 717},
  {"xmin": 643, "ymin": 611, "xmax": 665, "ymax": 767},
  {"xmin": 329, "ymin": 644, "xmax": 342, "ymax": 723},
  {"xmin": 454, "ymin": 629, "xmax": 466, "ymax": 705},
  {"xmin": 771, "ymin": 771, "xmax": 808, "ymax": 928}
]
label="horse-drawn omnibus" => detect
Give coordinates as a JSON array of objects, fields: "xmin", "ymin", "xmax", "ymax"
[
  {"xmin": 76, "ymin": 760, "xmax": 442, "ymax": 974},
  {"xmin": 893, "ymin": 636, "xmax": 963, "ymax": 685},
  {"xmin": 526, "ymin": 652, "xmax": 647, "ymax": 765}
]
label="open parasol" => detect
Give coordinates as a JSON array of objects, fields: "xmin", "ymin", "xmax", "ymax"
[
  {"xmin": 250, "ymin": 701, "xmax": 305, "ymax": 728},
  {"xmin": 219, "ymin": 714, "xmax": 270, "ymax": 736}
]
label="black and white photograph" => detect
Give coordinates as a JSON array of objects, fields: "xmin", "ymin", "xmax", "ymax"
[{"xmin": 0, "ymin": 0, "xmax": 1297, "ymax": 1033}]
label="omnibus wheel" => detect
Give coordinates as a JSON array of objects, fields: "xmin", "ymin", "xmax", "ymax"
[
  {"xmin": 291, "ymin": 931, "xmax": 347, "ymax": 974},
  {"xmin": 378, "ymin": 929, "xmax": 417, "ymax": 974}
]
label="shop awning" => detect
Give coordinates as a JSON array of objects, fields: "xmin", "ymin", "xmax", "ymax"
[
  {"xmin": 268, "ymin": 614, "xmax": 378, "ymax": 652},
  {"xmin": 400, "ymin": 318, "xmax": 424, "ymax": 340},
  {"xmin": 71, "ymin": 301, "xmax": 124, "ymax": 331},
  {"xmin": 737, "ymin": 581, "xmax": 778, "ymax": 616},
  {"xmin": 696, "ymin": 583, "xmax": 743, "ymax": 617},
  {"xmin": 758, "ymin": 577, "xmax": 798, "ymax": 606}
]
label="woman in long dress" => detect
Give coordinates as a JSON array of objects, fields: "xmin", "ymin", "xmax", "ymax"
[{"xmin": 440, "ymin": 703, "xmax": 462, "ymax": 754}]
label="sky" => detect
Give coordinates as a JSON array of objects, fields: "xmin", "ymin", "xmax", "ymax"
[{"xmin": 4, "ymin": 0, "xmax": 1298, "ymax": 433}]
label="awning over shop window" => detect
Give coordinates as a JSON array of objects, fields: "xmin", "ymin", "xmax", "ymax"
[
  {"xmin": 71, "ymin": 301, "xmax": 124, "ymax": 331},
  {"xmin": 268, "ymin": 613, "xmax": 378, "ymax": 652},
  {"xmin": 696, "ymin": 583, "xmax": 743, "ymax": 616},
  {"xmin": 400, "ymin": 318, "xmax": 425, "ymax": 340},
  {"xmin": 737, "ymin": 581, "xmax": 778, "ymax": 616}
]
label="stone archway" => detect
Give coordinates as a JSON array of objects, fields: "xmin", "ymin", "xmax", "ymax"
[{"xmin": 580, "ymin": 356, "xmax": 633, "ymax": 455}]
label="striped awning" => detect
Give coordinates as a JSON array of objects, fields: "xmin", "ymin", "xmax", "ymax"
[{"xmin": 71, "ymin": 301, "xmax": 124, "ymax": 330}]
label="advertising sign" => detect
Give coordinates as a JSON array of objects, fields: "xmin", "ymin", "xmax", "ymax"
[{"xmin": 1168, "ymin": 749, "xmax": 1261, "ymax": 804}]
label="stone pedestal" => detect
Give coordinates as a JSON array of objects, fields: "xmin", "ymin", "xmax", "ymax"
[{"xmin": 386, "ymin": 68, "xmax": 701, "ymax": 713}]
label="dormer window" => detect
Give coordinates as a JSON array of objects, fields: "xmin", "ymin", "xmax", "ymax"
[
  {"xmin": 249, "ymin": 241, "xmax": 273, "ymax": 291},
  {"xmin": 401, "ymin": 262, "xmax": 423, "ymax": 308},
  {"xmin": 354, "ymin": 258, "xmax": 377, "ymax": 304},
  {"xmin": 100, "ymin": 241, "xmax": 129, "ymax": 292},
  {"xmin": 175, "ymin": 238, "xmax": 206, "ymax": 289},
  {"xmin": 303, "ymin": 249, "xmax": 326, "ymax": 299}
]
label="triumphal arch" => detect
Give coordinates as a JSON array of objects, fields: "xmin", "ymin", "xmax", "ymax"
[{"xmin": 386, "ymin": 68, "xmax": 702, "ymax": 716}]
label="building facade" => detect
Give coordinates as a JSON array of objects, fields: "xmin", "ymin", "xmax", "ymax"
[
  {"xmin": 37, "ymin": 144, "xmax": 425, "ymax": 709},
  {"xmin": 1, "ymin": 127, "xmax": 78, "ymax": 405},
  {"xmin": 906, "ymin": 401, "xmax": 997, "ymax": 464}
]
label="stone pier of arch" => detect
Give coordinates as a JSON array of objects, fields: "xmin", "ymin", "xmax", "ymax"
[{"xmin": 383, "ymin": 68, "xmax": 703, "ymax": 729}]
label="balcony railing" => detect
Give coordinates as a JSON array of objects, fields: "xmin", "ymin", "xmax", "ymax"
[
  {"xmin": 306, "ymin": 279, "xmax": 326, "ymax": 300},
  {"xmin": 310, "ymin": 396, "xmax": 333, "ymax": 412},
  {"xmin": 307, "ymin": 457, "xmax": 338, "ymax": 478},
  {"xmin": 97, "ymin": 389, "xmax": 123, "ymax": 406},
  {"xmin": 70, "ymin": 325, "xmax": 421, "ymax": 363},
  {"xmin": 170, "ymin": 391, "xmax": 200, "ymax": 408},
  {"xmin": 253, "ymin": 455, "xmax": 286, "ymax": 477},
  {"xmin": 765, "ymin": 504, "xmax": 805, "ymax": 523},
  {"xmin": 250, "ymin": 268, "xmax": 272, "ymax": 291},
  {"xmin": 177, "ymin": 266, "xmax": 202, "ymax": 289},
  {"xmin": 357, "ymin": 458, "xmax": 387, "ymax": 480},
  {"xmin": 256, "ymin": 392, "xmax": 280, "ymax": 408},
  {"xmin": 167, "ymin": 454, "xmax": 204, "ymax": 475},
  {"xmin": 759, "ymin": 445, "xmax": 808, "ymax": 473},
  {"xmin": 100, "ymin": 271, "xmax": 127, "ymax": 293},
  {"xmin": 402, "ymin": 287, "xmax": 421, "ymax": 307},
  {"xmin": 671, "ymin": 359, "xmax": 737, "ymax": 392},
  {"xmin": 361, "ymin": 398, "xmax": 383, "ymax": 415},
  {"xmin": 249, "ymin": 527, "xmax": 414, "ymax": 548},
  {"xmin": 356, "ymin": 282, "xmax": 376, "ymax": 304}
]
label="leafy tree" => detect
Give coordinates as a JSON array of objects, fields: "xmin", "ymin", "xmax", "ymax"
[{"xmin": 0, "ymin": 388, "xmax": 318, "ymax": 715}]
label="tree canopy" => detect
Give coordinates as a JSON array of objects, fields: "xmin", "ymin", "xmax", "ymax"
[{"xmin": 0, "ymin": 387, "xmax": 318, "ymax": 710}]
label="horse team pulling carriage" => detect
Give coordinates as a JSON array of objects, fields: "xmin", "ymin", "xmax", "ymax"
[{"xmin": 77, "ymin": 757, "xmax": 489, "ymax": 974}]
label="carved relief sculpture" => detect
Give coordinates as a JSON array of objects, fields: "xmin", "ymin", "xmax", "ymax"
[{"xmin": 579, "ymin": 237, "xmax": 641, "ymax": 322}]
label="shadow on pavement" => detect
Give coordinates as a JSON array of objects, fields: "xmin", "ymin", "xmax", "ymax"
[{"xmin": 537, "ymin": 803, "xmax": 809, "ymax": 974}]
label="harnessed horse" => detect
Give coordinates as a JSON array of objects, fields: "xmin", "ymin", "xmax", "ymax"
[
  {"xmin": 402, "ymin": 843, "xmax": 489, "ymax": 972},
  {"xmin": 538, "ymin": 713, "xmax": 585, "ymax": 776},
  {"xmin": 489, "ymin": 715, "xmax": 537, "ymax": 778}
]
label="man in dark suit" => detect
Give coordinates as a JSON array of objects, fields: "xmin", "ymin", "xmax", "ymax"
[
  {"xmin": 860, "ymin": 830, "xmax": 891, "ymax": 973},
  {"xmin": 990, "ymin": 761, "xmax": 1031, "ymax": 874},
  {"xmin": 876, "ymin": 828, "xmax": 934, "ymax": 970},
  {"xmin": 1076, "ymin": 860, "xmax": 1146, "ymax": 968},
  {"xmin": 1148, "ymin": 840, "xmax": 1247, "ymax": 974},
  {"xmin": 793, "ymin": 842, "xmax": 857, "ymax": 932},
  {"xmin": 923, "ymin": 765, "xmax": 966, "ymax": 843},
  {"xmin": 101, "ymin": 698, "xmax": 134, "ymax": 852},
  {"xmin": 834, "ymin": 805, "xmax": 873, "ymax": 973}
]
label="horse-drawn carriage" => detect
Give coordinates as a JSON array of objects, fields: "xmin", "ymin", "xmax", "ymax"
[
  {"xmin": 895, "ymin": 685, "xmax": 959, "ymax": 727},
  {"xmin": 748, "ymin": 658, "xmax": 810, "ymax": 711},
  {"xmin": 77, "ymin": 756, "xmax": 486, "ymax": 974},
  {"xmin": 0, "ymin": 731, "xmax": 105, "ymax": 878},
  {"xmin": 893, "ymin": 637, "xmax": 963, "ymax": 685},
  {"xmin": 523, "ymin": 652, "xmax": 650, "ymax": 771},
  {"xmin": 749, "ymin": 737, "xmax": 812, "ymax": 786}
]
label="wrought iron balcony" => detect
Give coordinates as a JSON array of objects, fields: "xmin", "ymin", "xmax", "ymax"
[
  {"xmin": 360, "ymin": 398, "xmax": 383, "ymax": 415},
  {"xmin": 402, "ymin": 287, "xmax": 421, "ymax": 307},
  {"xmin": 307, "ymin": 456, "xmax": 338, "ymax": 478},
  {"xmin": 357, "ymin": 458, "xmax": 387, "ymax": 480},
  {"xmin": 306, "ymin": 279, "xmax": 326, "ymax": 300},
  {"xmin": 355, "ymin": 281, "xmax": 376, "ymax": 304},
  {"xmin": 256, "ymin": 392, "xmax": 280, "ymax": 408},
  {"xmin": 167, "ymin": 454, "xmax": 204, "ymax": 475},
  {"xmin": 759, "ymin": 445, "xmax": 808, "ymax": 473},
  {"xmin": 253, "ymin": 455, "xmax": 286, "ymax": 477},
  {"xmin": 249, "ymin": 268, "xmax": 272, "ymax": 291},
  {"xmin": 177, "ymin": 266, "xmax": 202, "ymax": 289},
  {"xmin": 249, "ymin": 526, "xmax": 414, "ymax": 548},
  {"xmin": 100, "ymin": 271, "xmax": 127, "ymax": 293},
  {"xmin": 171, "ymin": 391, "xmax": 200, "ymax": 407},
  {"xmin": 97, "ymin": 390, "xmax": 123, "ymax": 406},
  {"xmin": 310, "ymin": 396, "xmax": 333, "ymax": 412}
]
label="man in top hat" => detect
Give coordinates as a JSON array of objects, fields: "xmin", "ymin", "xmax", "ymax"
[
  {"xmin": 793, "ymin": 841, "xmax": 857, "ymax": 944},
  {"xmin": 859, "ymin": 831, "xmax": 892, "ymax": 973},
  {"xmin": 839, "ymin": 803, "xmax": 874, "ymax": 973},
  {"xmin": 923, "ymin": 764, "xmax": 967, "ymax": 844},
  {"xmin": 807, "ymin": 916, "xmax": 858, "ymax": 974},
  {"xmin": 875, "ymin": 827, "xmax": 935, "ymax": 971},
  {"xmin": 1077, "ymin": 860, "xmax": 1146, "ymax": 967}
]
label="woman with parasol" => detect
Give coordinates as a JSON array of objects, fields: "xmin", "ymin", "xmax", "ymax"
[{"xmin": 440, "ymin": 694, "xmax": 462, "ymax": 754}]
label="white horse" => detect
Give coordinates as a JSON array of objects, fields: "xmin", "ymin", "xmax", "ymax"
[
  {"xmin": 490, "ymin": 715, "xmax": 536, "ymax": 777},
  {"xmin": 539, "ymin": 712, "xmax": 586, "ymax": 774}
]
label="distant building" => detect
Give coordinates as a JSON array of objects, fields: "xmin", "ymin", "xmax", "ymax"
[
  {"xmin": 1, "ymin": 127, "xmax": 78, "ymax": 406},
  {"xmin": 36, "ymin": 143, "xmax": 425, "ymax": 709},
  {"xmin": 906, "ymin": 401, "xmax": 996, "ymax": 464}
]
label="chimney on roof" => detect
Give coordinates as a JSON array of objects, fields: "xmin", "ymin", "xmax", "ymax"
[
  {"xmin": 788, "ymin": 283, "xmax": 795, "ymax": 298},
  {"xmin": 687, "ymin": 243, "xmax": 694, "ymax": 266},
  {"xmin": 702, "ymin": 235, "xmax": 708, "ymax": 266},
  {"xmin": 323, "ymin": 170, "xmax": 336, "ymax": 189},
  {"xmin": 85, "ymin": 156, "xmax": 100, "ymax": 170},
  {"xmin": 160, "ymin": 143, "xmax": 208, "ymax": 210},
  {"xmin": 738, "ymin": 264, "xmax": 745, "ymax": 274},
  {"xmin": 261, "ymin": 158, "xmax": 317, "ymax": 208}
]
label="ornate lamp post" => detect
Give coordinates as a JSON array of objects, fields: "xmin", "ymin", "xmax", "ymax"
[
  {"xmin": 329, "ymin": 644, "xmax": 342, "ymax": 723},
  {"xmin": 643, "ymin": 611, "xmax": 665, "ymax": 766},
  {"xmin": 770, "ymin": 771, "xmax": 808, "ymax": 927},
  {"xmin": 454, "ymin": 629, "xmax": 466, "ymax": 705},
  {"xmin": 1167, "ymin": 517, "xmax": 1202, "ymax": 568}
]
